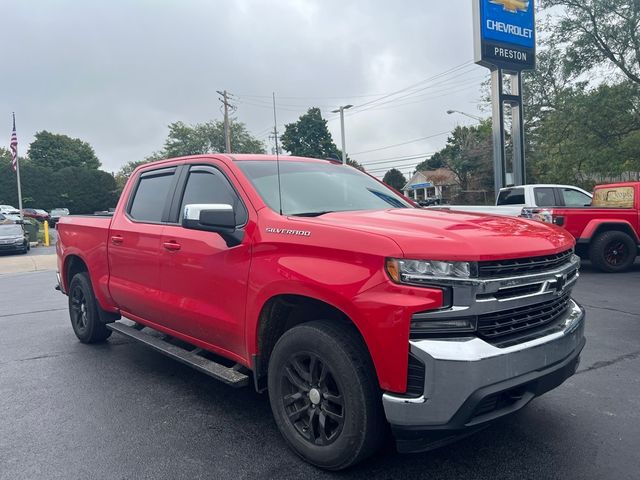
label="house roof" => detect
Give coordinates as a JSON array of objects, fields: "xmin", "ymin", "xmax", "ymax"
[{"xmin": 403, "ymin": 168, "xmax": 458, "ymax": 189}]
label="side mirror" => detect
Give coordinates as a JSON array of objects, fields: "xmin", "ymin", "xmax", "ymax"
[{"xmin": 182, "ymin": 204, "xmax": 244, "ymax": 247}]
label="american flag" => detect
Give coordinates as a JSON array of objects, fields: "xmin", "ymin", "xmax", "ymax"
[{"xmin": 10, "ymin": 113, "xmax": 18, "ymax": 172}]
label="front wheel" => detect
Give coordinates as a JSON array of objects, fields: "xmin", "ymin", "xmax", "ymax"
[
  {"xmin": 267, "ymin": 320, "xmax": 385, "ymax": 470},
  {"xmin": 68, "ymin": 272, "xmax": 112, "ymax": 343},
  {"xmin": 589, "ymin": 231, "xmax": 637, "ymax": 273}
]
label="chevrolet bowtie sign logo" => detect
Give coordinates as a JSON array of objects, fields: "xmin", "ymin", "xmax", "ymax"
[{"xmin": 490, "ymin": 0, "xmax": 529, "ymax": 13}]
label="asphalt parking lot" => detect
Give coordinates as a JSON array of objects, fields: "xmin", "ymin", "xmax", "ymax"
[{"xmin": 1, "ymin": 261, "xmax": 639, "ymax": 480}]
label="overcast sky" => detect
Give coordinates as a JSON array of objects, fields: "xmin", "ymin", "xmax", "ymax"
[{"xmin": 3, "ymin": 0, "xmax": 491, "ymax": 179}]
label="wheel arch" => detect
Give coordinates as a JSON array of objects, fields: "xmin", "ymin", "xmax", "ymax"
[
  {"xmin": 63, "ymin": 254, "xmax": 89, "ymax": 291},
  {"xmin": 62, "ymin": 252, "xmax": 119, "ymax": 320},
  {"xmin": 582, "ymin": 220, "xmax": 639, "ymax": 244},
  {"xmin": 252, "ymin": 294, "xmax": 376, "ymax": 392}
]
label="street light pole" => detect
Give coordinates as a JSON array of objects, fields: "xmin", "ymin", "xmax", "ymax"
[
  {"xmin": 446, "ymin": 109, "xmax": 483, "ymax": 122},
  {"xmin": 331, "ymin": 104, "xmax": 353, "ymax": 164}
]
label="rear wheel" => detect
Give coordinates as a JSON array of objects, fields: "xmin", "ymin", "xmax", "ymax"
[
  {"xmin": 589, "ymin": 231, "xmax": 637, "ymax": 273},
  {"xmin": 68, "ymin": 272, "xmax": 112, "ymax": 343},
  {"xmin": 267, "ymin": 320, "xmax": 385, "ymax": 470}
]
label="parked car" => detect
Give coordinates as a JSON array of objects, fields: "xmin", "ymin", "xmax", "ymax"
[
  {"xmin": 49, "ymin": 208, "xmax": 70, "ymax": 227},
  {"xmin": 0, "ymin": 204, "xmax": 19, "ymax": 214},
  {"xmin": 0, "ymin": 205, "xmax": 21, "ymax": 221},
  {"xmin": 0, "ymin": 223, "xmax": 30, "ymax": 254},
  {"xmin": 22, "ymin": 208, "xmax": 50, "ymax": 222},
  {"xmin": 57, "ymin": 154, "xmax": 585, "ymax": 470},
  {"xmin": 521, "ymin": 181, "xmax": 640, "ymax": 272},
  {"xmin": 431, "ymin": 184, "xmax": 592, "ymax": 216}
]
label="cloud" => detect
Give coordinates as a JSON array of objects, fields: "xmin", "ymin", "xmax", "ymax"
[{"xmin": 2, "ymin": 0, "xmax": 489, "ymax": 177}]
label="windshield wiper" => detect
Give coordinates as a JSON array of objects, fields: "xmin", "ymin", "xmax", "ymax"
[{"xmin": 290, "ymin": 211, "xmax": 335, "ymax": 217}]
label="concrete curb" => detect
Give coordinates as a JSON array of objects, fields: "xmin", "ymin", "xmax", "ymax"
[{"xmin": 0, "ymin": 253, "xmax": 57, "ymax": 275}]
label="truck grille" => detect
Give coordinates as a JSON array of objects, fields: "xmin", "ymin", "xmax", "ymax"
[
  {"xmin": 477, "ymin": 292, "xmax": 572, "ymax": 344},
  {"xmin": 478, "ymin": 249, "xmax": 574, "ymax": 278}
]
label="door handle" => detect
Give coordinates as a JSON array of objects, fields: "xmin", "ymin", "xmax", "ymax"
[
  {"xmin": 163, "ymin": 241, "xmax": 181, "ymax": 252},
  {"xmin": 111, "ymin": 235, "xmax": 123, "ymax": 245}
]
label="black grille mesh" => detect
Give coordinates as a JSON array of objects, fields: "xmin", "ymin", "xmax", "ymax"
[
  {"xmin": 477, "ymin": 292, "xmax": 571, "ymax": 342},
  {"xmin": 478, "ymin": 249, "xmax": 574, "ymax": 278}
]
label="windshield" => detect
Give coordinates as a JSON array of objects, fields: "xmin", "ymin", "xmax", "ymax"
[
  {"xmin": 236, "ymin": 160, "xmax": 413, "ymax": 216},
  {"xmin": 52, "ymin": 209, "xmax": 69, "ymax": 216},
  {"xmin": 0, "ymin": 225, "xmax": 23, "ymax": 236}
]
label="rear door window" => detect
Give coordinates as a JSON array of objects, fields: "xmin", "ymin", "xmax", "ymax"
[
  {"xmin": 534, "ymin": 187, "xmax": 557, "ymax": 207},
  {"xmin": 497, "ymin": 188, "xmax": 525, "ymax": 205},
  {"xmin": 561, "ymin": 188, "xmax": 592, "ymax": 207},
  {"xmin": 128, "ymin": 168, "xmax": 176, "ymax": 222}
]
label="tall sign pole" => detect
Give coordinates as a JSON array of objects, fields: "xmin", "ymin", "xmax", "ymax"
[{"xmin": 473, "ymin": 0, "xmax": 536, "ymax": 195}]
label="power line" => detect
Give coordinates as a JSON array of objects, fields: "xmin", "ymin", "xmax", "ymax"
[
  {"xmin": 347, "ymin": 61, "xmax": 474, "ymax": 112},
  {"xmin": 351, "ymin": 131, "xmax": 450, "ymax": 156},
  {"xmin": 348, "ymin": 76, "xmax": 489, "ymax": 114}
]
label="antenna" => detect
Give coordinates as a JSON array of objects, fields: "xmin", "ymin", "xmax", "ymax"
[{"xmin": 272, "ymin": 92, "xmax": 283, "ymax": 215}]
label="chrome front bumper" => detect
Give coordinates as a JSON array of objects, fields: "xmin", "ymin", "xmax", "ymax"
[{"xmin": 383, "ymin": 299, "xmax": 585, "ymax": 431}]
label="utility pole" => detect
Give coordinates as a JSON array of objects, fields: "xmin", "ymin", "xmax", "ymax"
[
  {"xmin": 217, "ymin": 90, "xmax": 234, "ymax": 153},
  {"xmin": 331, "ymin": 105, "xmax": 353, "ymax": 164}
]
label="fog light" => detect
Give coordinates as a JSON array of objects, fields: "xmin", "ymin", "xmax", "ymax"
[{"xmin": 410, "ymin": 316, "xmax": 477, "ymax": 335}]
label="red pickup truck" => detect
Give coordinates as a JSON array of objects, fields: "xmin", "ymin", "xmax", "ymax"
[
  {"xmin": 522, "ymin": 182, "xmax": 640, "ymax": 272},
  {"xmin": 56, "ymin": 154, "xmax": 586, "ymax": 470}
]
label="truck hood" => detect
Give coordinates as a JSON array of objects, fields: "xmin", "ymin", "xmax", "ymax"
[{"xmin": 304, "ymin": 208, "xmax": 574, "ymax": 261}]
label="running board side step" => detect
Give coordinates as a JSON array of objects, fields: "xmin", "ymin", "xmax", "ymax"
[{"xmin": 106, "ymin": 322, "xmax": 249, "ymax": 388}]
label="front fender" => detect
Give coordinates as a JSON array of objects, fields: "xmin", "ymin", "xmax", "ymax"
[
  {"xmin": 581, "ymin": 219, "xmax": 638, "ymax": 242},
  {"xmin": 245, "ymin": 250, "xmax": 444, "ymax": 393}
]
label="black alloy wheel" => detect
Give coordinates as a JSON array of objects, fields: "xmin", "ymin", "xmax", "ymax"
[
  {"xmin": 604, "ymin": 240, "xmax": 627, "ymax": 267},
  {"xmin": 590, "ymin": 230, "xmax": 637, "ymax": 273},
  {"xmin": 281, "ymin": 352, "xmax": 345, "ymax": 446},
  {"xmin": 67, "ymin": 272, "xmax": 112, "ymax": 343},
  {"xmin": 267, "ymin": 320, "xmax": 385, "ymax": 470},
  {"xmin": 70, "ymin": 284, "xmax": 89, "ymax": 335}
]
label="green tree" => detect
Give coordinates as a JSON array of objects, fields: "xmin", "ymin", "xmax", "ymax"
[
  {"xmin": 28, "ymin": 131, "xmax": 101, "ymax": 170},
  {"xmin": 433, "ymin": 120, "xmax": 493, "ymax": 194},
  {"xmin": 382, "ymin": 168, "xmax": 407, "ymax": 191},
  {"xmin": 414, "ymin": 152, "xmax": 445, "ymax": 173},
  {"xmin": 542, "ymin": 0, "xmax": 640, "ymax": 85},
  {"xmin": 164, "ymin": 120, "xmax": 265, "ymax": 157},
  {"xmin": 281, "ymin": 108, "xmax": 341, "ymax": 159},
  {"xmin": 528, "ymin": 81, "xmax": 640, "ymax": 185},
  {"xmin": 53, "ymin": 167, "xmax": 118, "ymax": 214}
]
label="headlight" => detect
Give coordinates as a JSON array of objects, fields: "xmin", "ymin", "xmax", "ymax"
[
  {"xmin": 386, "ymin": 258, "xmax": 475, "ymax": 284},
  {"xmin": 13, "ymin": 238, "xmax": 24, "ymax": 244}
]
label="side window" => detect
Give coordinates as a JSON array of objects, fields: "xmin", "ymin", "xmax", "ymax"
[
  {"xmin": 497, "ymin": 188, "xmax": 525, "ymax": 205},
  {"xmin": 562, "ymin": 188, "xmax": 592, "ymax": 207},
  {"xmin": 129, "ymin": 170, "xmax": 175, "ymax": 222},
  {"xmin": 179, "ymin": 168, "xmax": 248, "ymax": 225},
  {"xmin": 534, "ymin": 187, "xmax": 556, "ymax": 207}
]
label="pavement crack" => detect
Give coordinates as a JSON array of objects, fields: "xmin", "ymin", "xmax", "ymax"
[
  {"xmin": 579, "ymin": 302, "xmax": 639, "ymax": 317},
  {"xmin": 0, "ymin": 351, "xmax": 73, "ymax": 366},
  {"xmin": 576, "ymin": 350, "xmax": 640, "ymax": 375},
  {"xmin": 0, "ymin": 307, "xmax": 67, "ymax": 319}
]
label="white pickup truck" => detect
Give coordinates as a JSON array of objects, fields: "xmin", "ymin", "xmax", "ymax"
[{"xmin": 431, "ymin": 184, "xmax": 592, "ymax": 216}]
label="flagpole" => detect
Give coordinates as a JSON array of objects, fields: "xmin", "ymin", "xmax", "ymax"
[{"xmin": 12, "ymin": 113, "xmax": 23, "ymax": 213}]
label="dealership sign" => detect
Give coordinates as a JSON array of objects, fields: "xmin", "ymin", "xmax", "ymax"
[{"xmin": 473, "ymin": 0, "xmax": 536, "ymax": 70}]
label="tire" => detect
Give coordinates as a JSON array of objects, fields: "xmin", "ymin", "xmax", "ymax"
[
  {"xmin": 68, "ymin": 272, "xmax": 112, "ymax": 343},
  {"xmin": 589, "ymin": 231, "xmax": 637, "ymax": 273},
  {"xmin": 267, "ymin": 320, "xmax": 385, "ymax": 470}
]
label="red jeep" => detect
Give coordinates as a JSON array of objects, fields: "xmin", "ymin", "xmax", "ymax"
[{"xmin": 523, "ymin": 182, "xmax": 640, "ymax": 272}]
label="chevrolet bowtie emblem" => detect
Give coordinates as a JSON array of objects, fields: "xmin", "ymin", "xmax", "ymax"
[{"xmin": 490, "ymin": 0, "xmax": 529, "ymax": 13}]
